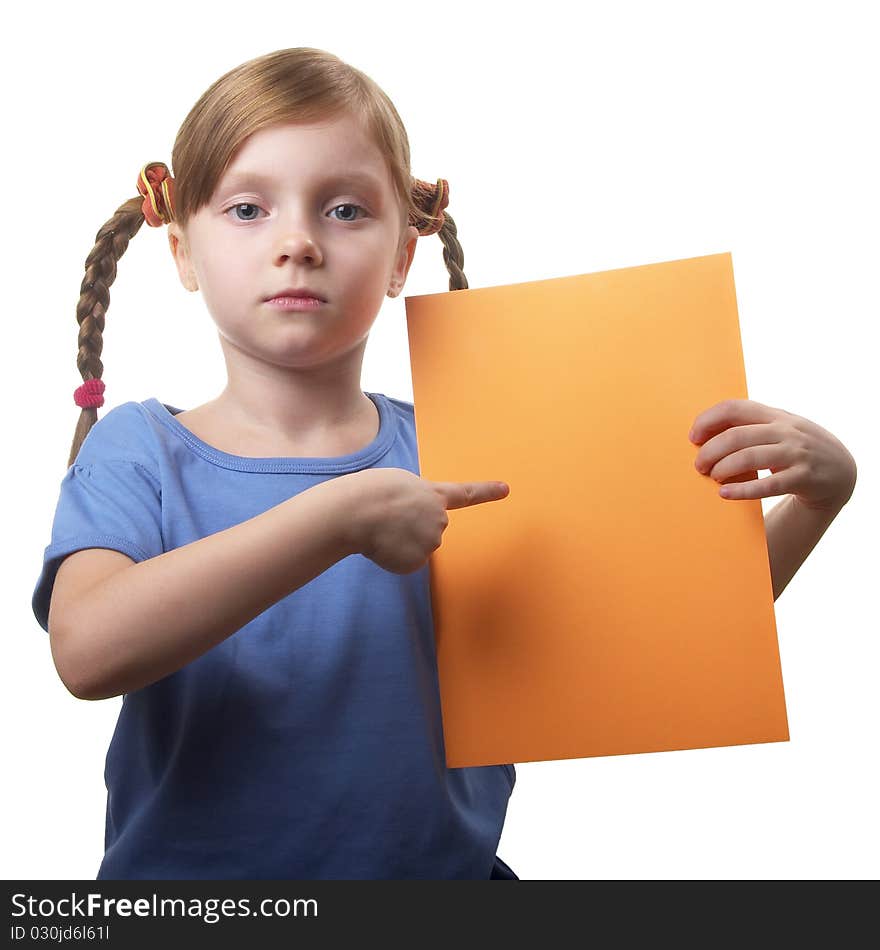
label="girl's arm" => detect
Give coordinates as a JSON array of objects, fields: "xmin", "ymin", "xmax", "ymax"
[
  {"xmin": 765, "ymin": 494, "xmax": 846, "ymax": 601},
  {"xmin": 53, "ymin": 476, "xmax": 364, "ymax": 701}
]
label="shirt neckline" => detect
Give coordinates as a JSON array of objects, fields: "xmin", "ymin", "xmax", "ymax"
[{"xmin": 142, "ymin": 392, "xmax": 396, "ymax": 474}]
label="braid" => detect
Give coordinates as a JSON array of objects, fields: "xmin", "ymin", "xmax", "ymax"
[
  {"xmin": 68, "ymin": 197, "xmax": 147, "ymax": 468},
  {"xmin": 435, "ymin": 211, "xmax": 467, "ymax": 291},
  {"xmin": 410, "ymin": 178, "xmax": 468, "ymax": 290}
]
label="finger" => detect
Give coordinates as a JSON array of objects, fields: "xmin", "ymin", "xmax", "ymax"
[
  {"xmin": 700, "ymin": 442, "xmax": 786, "ymax": 481},
  {"xmin": 433, "ymin": 480, "xmax": 510, "ymax": 510},
  {"xmin": 719, "ymin": 472, "xmax": 789, "ymax": 500},
  {"xmin": 691, "ymin": 398, "xmax": 778, "ymax": 444}
]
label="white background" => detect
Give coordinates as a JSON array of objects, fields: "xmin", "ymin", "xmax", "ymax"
[{"xmin": 3, "ymin": 0, "xmax": 877, "ymax": 880}]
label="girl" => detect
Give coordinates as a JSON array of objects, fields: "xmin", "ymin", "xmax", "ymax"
[
  {"xmin": 32, "ymin": 46, "xmax": 516, "ymax": 881},
  {"xmin": 31, "ymin": 47, "xmax": 856, "ymax": 880}
]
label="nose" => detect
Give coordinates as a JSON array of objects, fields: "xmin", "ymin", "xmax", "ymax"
[{"xmin": 275, "ymin": 231, "xmax": 323, "ymax": 267}]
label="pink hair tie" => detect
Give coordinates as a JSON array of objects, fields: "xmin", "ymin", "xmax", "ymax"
[{"xmin": 74, "ymin": 378, "xmax": 106, "ymax": 409}]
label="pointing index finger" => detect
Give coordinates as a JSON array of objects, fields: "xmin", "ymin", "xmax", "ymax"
[{"xmin": 433, "ymin": 480, "xmax": 510, "ymax": 510}]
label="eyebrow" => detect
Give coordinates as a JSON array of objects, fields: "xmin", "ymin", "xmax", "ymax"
[{"xmin": 220, "ymin": 169, "xmax": 386, "ymax": 196}]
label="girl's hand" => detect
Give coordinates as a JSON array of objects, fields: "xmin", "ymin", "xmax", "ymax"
[
  {"xmin": 343, "ymin": 468, "xmax": 510, "ymax": 574},
  {"xmin": 690, "ymin": 398, "xmax": 857, "ymax": 512}
]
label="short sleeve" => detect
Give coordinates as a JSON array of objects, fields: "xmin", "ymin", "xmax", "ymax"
[{"xmin": 31, "ymin": 459, "xmax": 163, "ymax": 633}]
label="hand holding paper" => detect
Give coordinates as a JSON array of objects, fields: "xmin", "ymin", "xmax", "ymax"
[{"xmin": 690, "ymin": 398, "xmax": 857, "ymax": 510}]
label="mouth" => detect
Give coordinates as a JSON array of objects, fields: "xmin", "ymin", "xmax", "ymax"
[
  {"xmin": 264, "ymin": 288, "xmax": 327, "ymax": 303},
  {"xmin": 264, "ymin": 295, "xmax": 325, "ymax": 310}
]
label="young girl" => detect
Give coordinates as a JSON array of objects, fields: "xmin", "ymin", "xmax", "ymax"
[
  {"xmin": 31, "ymin": 47, "xmax": 515, "ymax": 880},
  {"xmin": 32, "ymin": 47, "xmax": 857, "ymax": 881}
]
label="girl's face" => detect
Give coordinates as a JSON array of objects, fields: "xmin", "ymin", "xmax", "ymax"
[{"xmin": 167, "ymin": 113, "xmax": 419, "ymax": 375}]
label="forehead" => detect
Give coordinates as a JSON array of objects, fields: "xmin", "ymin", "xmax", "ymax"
[{"xmin": 220, "ymin": 115, "xmax": 391, "ymax": 191}]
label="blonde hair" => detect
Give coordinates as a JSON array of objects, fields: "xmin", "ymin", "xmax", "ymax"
[{"xmin": 69, "ymin": 47, "xmax": 467, "ymax": 467}]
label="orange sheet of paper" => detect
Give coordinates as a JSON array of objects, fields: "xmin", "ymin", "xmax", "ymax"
[{"xmin": 404, "ymin": 252, "xmax": 789, "ymax": 768}]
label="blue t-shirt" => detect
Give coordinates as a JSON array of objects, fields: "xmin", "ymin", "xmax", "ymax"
[{"xmin": 32, "ymin": 392, "xmax": 517, "ymax": 880}]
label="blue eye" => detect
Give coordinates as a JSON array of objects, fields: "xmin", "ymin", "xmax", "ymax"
[
  {"xmin": 329, "ymin": 203, "xmax": 367, "ymax": 222},
  {"xmin": 223, "ymin": 202, "xmax": 367, "ymax": 223},
  {"xmin": 224, "ymin": 202, "xmax": 264, "ymax": 222}
]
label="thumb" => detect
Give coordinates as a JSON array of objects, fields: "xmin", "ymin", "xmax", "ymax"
[{"xmin": 432, "ymin": 480, "xmax": 510, "ymax": 510}]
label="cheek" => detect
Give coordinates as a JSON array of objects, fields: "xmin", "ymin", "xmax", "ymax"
[
  {"xmin": 196, "ymin": 246, "xmax": 250, "ymax": 291},
  {"xmin": 192, "ymin": 255, "xmax": 246, "ymax": 318},
  {"xmin": 352, "ymin": 235, "xmax": 402, "ymax": 281},
  {"xmin": 335, "ymin": 244, "xmax": 387, "ymax": 286}
]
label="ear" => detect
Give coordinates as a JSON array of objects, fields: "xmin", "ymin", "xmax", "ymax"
[
  {"xmin": 167, "ymin": 222, "xmax": 199, "ymax": 292},
  {"xmin": 387, "ymin": 225, "xmax": 420, "ymax": 298}
]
